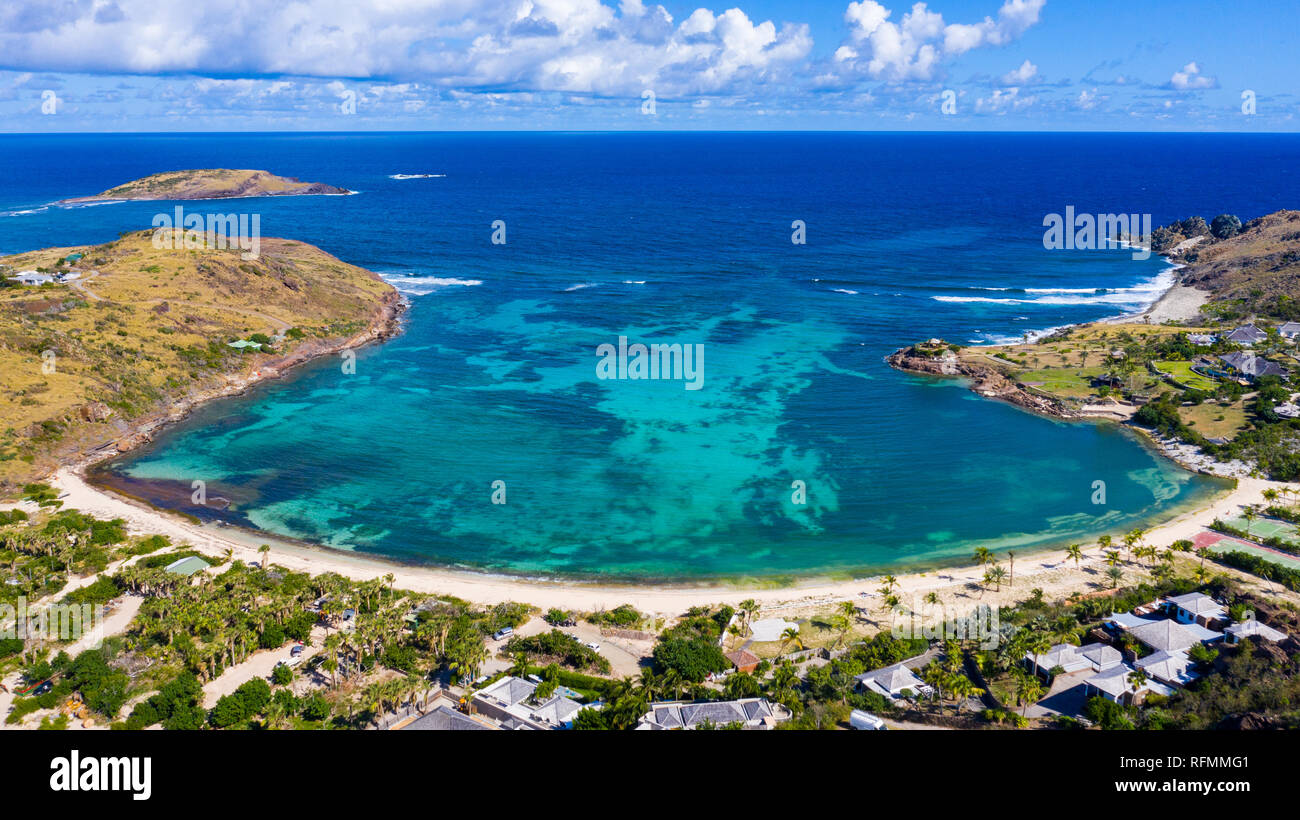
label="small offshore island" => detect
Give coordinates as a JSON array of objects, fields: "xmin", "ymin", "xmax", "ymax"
[
  {"xmin": 57, "ymin": 169, "xmax": 352, "ymax": 204},
  {"xmin": 3, "ymin": 205, "xmax": 1300, "ymax": 733}
]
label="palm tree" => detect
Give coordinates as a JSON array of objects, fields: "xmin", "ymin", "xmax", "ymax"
[
  {"xmin": 1106, "ymin": 566, "xmax": 1124, "ymax": 589},
  {"xmin": 973, "ymin": 547, "xmax": 993, "ymax": 567},
  {"xmin": 838, "ymin": 600, "xmax": 857, "ymax": 626},
  {"xmin": 832, "ymin": 614, "xmax": 851, "ymax": 648},
  {"xmin": 985, "ymin": 565, "xmax": 1008, "ymax": 592},
  {"xmin": 1015, "ymin": 672, "xmax": 1045, "ymax": 718},
  {"xmin": 1126, "ymin": 668, "xmax": 1148, "ymax": 696},
  {"xmin": 1027, "ymin": 632, "xmax": 1052, "ymax": 683},
  {"xmin": 258, "ymin": 543, "xmax": 271, "ymax": 570},
  {"xmin": 945, "ymin": 674, "xmax": 985, "ymax": 715},
  {"xmin": 738, "ymin": 598, "xmax": 758, "ymax": 635},
  {"xmin": 1098, "ymin": 534, "xmax": 1113, "ymax": 554},
  {"xmin": 779, "ymin": 627, "xmax": 802, "ymax": 656},
  {"xmin": 924, "ymin": 591, "xmax": 940, "ymax": 607},
  {"xmin": 1006, "ymin": 550, "xmax": 1016, "ymax": 586},
  {"xmin": 1066, "ymin": 543, "xmax": 1083, "ymax": 568},
  {"xmin": 1243, "ymin": 506, "xmax": 1258, "ymax": 540}
]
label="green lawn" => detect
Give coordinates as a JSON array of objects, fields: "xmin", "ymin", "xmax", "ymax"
[{"xmin": 1155, "ymin": 360, "xmax": 1219, "ymax": 391}]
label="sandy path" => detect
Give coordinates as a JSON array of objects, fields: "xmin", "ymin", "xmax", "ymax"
[
  {"xmin": 48, "ymin": 468, "xmax": 1285, "ymax": 616},
  {"xmin": 202, "ymin": 625, "xmax": 326, "ymax": 708}
]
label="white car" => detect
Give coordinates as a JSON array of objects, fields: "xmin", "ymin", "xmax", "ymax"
[{"xmin": 585, "ymin": 641, "xmax": 601, "ymax": 652}]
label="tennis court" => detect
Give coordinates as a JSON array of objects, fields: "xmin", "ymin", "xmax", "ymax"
[
  {"xmin": 1195, "ymin": 531, "xmax": 1300, "ymax": 570},
  {"xmin": 1223, "ymin": 516, "xmax": 1300, "ymax": 544}
]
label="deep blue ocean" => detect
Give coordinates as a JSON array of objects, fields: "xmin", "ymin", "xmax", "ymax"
[{"xmin": 3, "ymin": 132, "xmax": 1297, "ymax": 580}]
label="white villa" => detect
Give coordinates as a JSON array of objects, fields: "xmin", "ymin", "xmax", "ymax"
[
  {"xmin": 1165, "ymin": 592, "xmax": 1228, "ymax": 627},
  {"xmin": 470, "ymin": 676, "xmax": 586, "ymax": 730},
  {"xmin": 1024, "ymin": 642, "xmax": 1122, "ymax": 680},
  {"xmin": 637, "ymin": 698, "xmax": 788, "ymax": 730},
  {"xmin": 854, "ymin": 661, "xmax": 932, "ymax": 699},
  {"xmin": 1135, "ymin": 650, "xmax": 1201, "ymax": 688},
  {"xmin": 1084, "ymin": 664, "xmax": 1174, "ymax": 704},
  {"xmin": 1224, "ymin": 619, "xmax": 1289, "ymax": 645}
]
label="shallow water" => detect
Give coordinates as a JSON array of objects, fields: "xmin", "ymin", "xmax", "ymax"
[{"xmin": 6, "ymin": 132, "xmax": 1293, "ymax": 579}]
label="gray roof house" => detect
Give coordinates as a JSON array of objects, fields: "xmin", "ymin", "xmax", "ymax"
[
  {"xmin": 469, "ymin": 676, "xmax": 586, "ymax": 729},
  {"xmin": 1166, "ymin": 592, "xmax": 1227, "ymax": 626},
  {"xmin": 1084, "ymin": 664, "xmax": 1174, "ymax": 704},
  {"xmin": 1219, "ymin": 351, "xmax": 1287, "ymax": 380},
  {"xmin": 1225, "ymin": 619, "xmax": 1289, "ymax": 644},
  {"xmin": 637, "ymin": 698, "xmax": 787, "ymax": 730},
  {"xmin": 1279, "ymin": 322, "xmax": 1300, "ymax": 340},
  {"xmin": 11, "ymin": 271, "xmax": 53, "ymax": 286},
  {"xmin": 401, "ymin": 704, "xmax": 498, "ymax": 731},
  {"xmin": 1128, "ymin": 619, "xmax": 1222, "ymax": 654},
  {"xmin": 1187, "ymin": 333, "xmax": 1217, "ymax": 346},
  {"xmin": 1024, "ymin": 642, "xmax": 1123, "ymax": 678},
  {"xmin": 1135, "ymin": 650, "xmax": 1200, "ymax": 687},
  {"xmin": 1225, "ymin": 325, "xmax": 1268, "ymax": 346},
  {"xmin": 854, "ymin": 662, "xmax": 932, "ymax": 699}
]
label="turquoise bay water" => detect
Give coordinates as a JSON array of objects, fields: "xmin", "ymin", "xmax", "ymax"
[{"xmin": 4, "ymin": 133, "xmax": 1288, "ymax": 580}]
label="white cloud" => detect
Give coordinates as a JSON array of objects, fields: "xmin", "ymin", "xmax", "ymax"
[
  {"xmin": 999, "ymin": 58, "xmax": 1037, "ymax": 85},
  {"xmin": 837, "ymin": 0, "xmax": 1046, "ymax": 82},
  {"xmin": 1168, "ymin": 61, "xmax": 1217, "ymax": 90},
  {"xmin": 975, "ymin": 86, "xmax": 1035, "ymax": 113},
  {"xmin": 943, "ymin": 0, "xmax": 1045, "ymax": 56},
  {"xmin": 0, "ymin": 0, "xmax": 810, "ymax": 98}
]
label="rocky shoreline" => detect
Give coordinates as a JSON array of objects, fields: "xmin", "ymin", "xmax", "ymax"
[
  {"xmin": 72, "ymin": 288, "xmax": 407, "ymax": 471},
  {"xmin": 886, "ymin": 346, "xmax": 1077, "ymax": 419}
]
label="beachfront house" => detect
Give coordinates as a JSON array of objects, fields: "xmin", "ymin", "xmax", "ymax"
[
  {"xmin": 469, "ymin": 675, "xmax": 585, "ymax": 730},
  {"xmin": 1165, "ymin": 592, "xmax": 1228, "ymax": 628},
  {"xmin": 1218, "ymin": 352, "xmax": 1288, "ymax": 382},
  {"xmin": 854, "ymin": 661, "xmax": 932, "ymax": 699},
  {"xmin": 1127, "ymin": 618, "xmax": 1223, "ymax": 654},
  {"xmin": 1083, "ymin": 664, "xmax": 1174, "ymax": 705},
  {"xmin": 1224, "ymin": 619, "xmax": 1289, "ymax": 645},
  {"xmin": 1225, "ymin": 325, "xmax": 1268, "ymax": 346},
  {"xmin": 1024, "ymin": 642, "xmax": 1123, "ymax": 681},
  {"xmin": 724, "ymin": 648, "xmax": 761, "ymax": 674},
  {"xmin": 163, "ymin": 556, "xmax": 211, "ymax": 578},
  {"xmin": 636, "ymin": 698, "xmax": 788, "ymax": 730}
]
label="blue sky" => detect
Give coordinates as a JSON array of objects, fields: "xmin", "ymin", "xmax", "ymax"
[{"xmin": 0, "ymin": 0, "xmax": 1295, "ymax": 131}]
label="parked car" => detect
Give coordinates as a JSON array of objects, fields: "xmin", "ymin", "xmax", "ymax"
[
  {"xmin": 585, "ymin": 641, "xmax": 601, "ymax": 652},
  {"xmin": 290, "ymin": 645, "xmax": 305, "ymax": 657},
  {"xmin": 850, "ymin": 710, "xmax": 888, "ymax": 730},
  {"xmin": 492, "ymin": 627, "xmax": 514, "ymax": 641}
]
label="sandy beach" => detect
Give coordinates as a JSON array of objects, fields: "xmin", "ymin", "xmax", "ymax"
[
  {"xmin": 26, "ymin": 247, "xmax": 1261, "ymax": 619},
  {"xmin": 49, "ymin": 466, "xmax": 1283, "ymax": 615}
]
